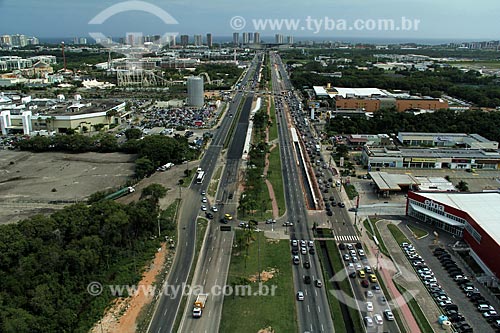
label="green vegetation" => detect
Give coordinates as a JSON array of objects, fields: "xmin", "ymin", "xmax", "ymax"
[
  {"xmin": 367, "ymin": 219, "xmax": 390, "ymax": 257},
  {"xmin": 316, "ymin": 241, "xmax": 347, "ymax": 332},
  {"xmin": 387, "ymin": 224, "xmax": 411, "ymax": 245},
  {"xmin": 326, "ymin": 109, "xmax": 500, "ymax": 143},
  {"xmin": 456, "ymin": 180, "xmax": 469, "ymax": 192},
  {"xmin": 208, "ymin": 166, "xmax": 223, "ymax": 197},
  {"xmin": 268, "ymin": 99, "xmax": 278, "ymax": 141},
  {"xmin": 180, "ymin": 168, "xmax": 197, "ymax": 188},
  {"xmin": 267, "ymin": 145, "xmax": 286, "ymax": 216},
  {"xmin": 395, "ymin": 283, "xmax": 433, "ymax": 333},
  {"xmin": 324, "ymin": 240, "xmax": 364, "ymax": 333},
  {"xmin": 344, "ymin": 184, "xmax": 359, "ymax": 200},
  {"xmin": 193, "ymin": 64, "xmax": 244, "ymax": 90},
  {"xmin": 0, "ymin": 184, "xmax": 169, "ymax": 333},
  {"xmin": 363, "ymin": 219, "xmax": 374, "ymax": 238},
  {"xmin": 407, "ymin": 224, "xmax": 428, "ymax": 239},
  {"xmin": 220, "ymin": 231, "xmax": 297, "ymax": 333}
]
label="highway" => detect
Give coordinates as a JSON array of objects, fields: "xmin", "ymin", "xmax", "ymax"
[
  {"xmin": 270, "ymin": 52, "xmax": 335, "ymax": 333},
  {"xmin": 147, "ymin": 54, "xmax": 261, "ymax": 333},
  {"xmin": 175, "ymin": 53, "xmax": 263, "ymax": 333}
]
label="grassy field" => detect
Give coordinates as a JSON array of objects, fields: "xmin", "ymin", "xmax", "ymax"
[
  {"xmin": 363, "ymin": 219, "xmax": 374, "ymax": 238},
  {"xmin": 395, "ymin": 283, "xmax": 433, "ymax": 333},
  {"xmin": 268, "ymin": 99, "xmax": 278, "ymax": 142},
  {"xmin": 316, "ymin": 241, "xmax": 348, "ymax": 333},
  {"xmin": 387, "ymin": 224, "xmax": 411, "ymax": 245},
  {"xmin": 407, "ymin": 224, "xmax": 428, "ymax": 239},
  {"xmin": 181, "ymin": 168, "xmax": 198, "ymax": 187},
  {"xmin": 267, "ymin": 145, "xmax": 285, "ymax": 217},
  {"xmin": 220, "ymin": 231, "xmax": 297, "ymax": 333}
]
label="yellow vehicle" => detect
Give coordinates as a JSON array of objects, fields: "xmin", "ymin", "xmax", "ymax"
[
  {"xmin": 369, "ymin": 274, "xmax": 377, "ymax": 283},
  {"xmin": 224, "ymin": 213, "xmax": 233, "ymax": 220},
  {"xmin": 358, "ymin": 270, "xmax": 366, "ymax": 278}
]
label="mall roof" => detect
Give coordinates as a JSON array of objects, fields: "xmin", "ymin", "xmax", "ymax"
[
  {"xmin": 417, "ymin": 192, "xmax": 500, "ymax": 244},
  {"xmin": 369, "ymin": 171, "xmax": 420, "ymax": 191}
]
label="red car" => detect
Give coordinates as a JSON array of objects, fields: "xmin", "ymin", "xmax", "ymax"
[{"xmin": 361, "ymin": 279, "xmax": 369, "ymax": 288}]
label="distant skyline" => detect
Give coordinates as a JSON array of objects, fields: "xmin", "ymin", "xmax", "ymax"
[{"xmin": 1, "ymin": 0, "xmax": 499, "ymax": 41}]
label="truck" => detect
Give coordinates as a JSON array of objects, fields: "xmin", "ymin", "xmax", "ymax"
[
  {"xmin": 104, "ymin": 186, "xmax": 135, "ymax": 200},
  {"xmin": 192, "ymin": 294, "xmax": 208, "ymax": 318}
]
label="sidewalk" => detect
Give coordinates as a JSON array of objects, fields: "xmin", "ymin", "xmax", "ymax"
[{"xmin": 360, "ymin": 222, "xmax": 422, "ymax": 333}]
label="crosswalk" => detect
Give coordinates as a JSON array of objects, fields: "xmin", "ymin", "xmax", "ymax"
[{"xmin": 333, "ymin": 235, "xmax": 360, "ymax": 242}]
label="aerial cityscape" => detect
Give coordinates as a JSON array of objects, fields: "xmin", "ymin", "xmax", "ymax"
[{"xmin": 2, "ymin": 1, "xmax": 500, "ymax": 333}]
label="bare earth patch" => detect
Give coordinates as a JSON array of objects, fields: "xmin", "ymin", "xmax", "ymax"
[
  {"xmin": 258, "ymin": 326, "xmax": 275, "ymax": 333},
  {"xmin": 249, "ymin": 268, "xmax": 277, "ymax": 283},
  {"xmin": 90, "ymin": 243, "xmax": 168, "ymax": 333}
]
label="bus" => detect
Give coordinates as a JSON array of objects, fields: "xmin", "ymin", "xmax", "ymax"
[{"xmin": 196, "ymin": 171, "xmax": 205, "ymax": 184}]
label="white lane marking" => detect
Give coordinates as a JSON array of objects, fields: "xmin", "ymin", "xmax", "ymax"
[
  {"xmin": 163, "ymin": 308, "xmax": 168, "ymax": 315},
  {"xmin": 307, "ymin": 305, "xmax": 310, "ymax": 313},
  {"xmin": 318, "ymin": 305, "xmax": 321, "ymax": 313}
]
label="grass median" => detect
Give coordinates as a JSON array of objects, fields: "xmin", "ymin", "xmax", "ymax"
[
  {"xmin": 267, "ymin": 145, "xmax": 285, "ymax": 217},
  {"xmin": 395, "ymin": 283, "xmax": 433, "ymax": 333},
  {"xmin": 220, "ymin": 231, "xmax": 297, "ymax": 333}
]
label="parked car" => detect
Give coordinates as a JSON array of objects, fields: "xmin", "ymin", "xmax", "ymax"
[{"xmin": 384, "ymin": 309, "xmax": 395, "ymax": 321}]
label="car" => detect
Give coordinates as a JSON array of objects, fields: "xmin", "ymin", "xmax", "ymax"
[
  {"xmin": 355, "ymin": 263, "xmax": 362, "ymax": 270},
  {"xmin": 315, "ymin": 280, "xmax": 323, "ymax": 288},
  {"xmin": 201, "ymin": 197, "xmax": 208, "ymax": 203},
  {"xmin": 435, "ymin": 295, "xmax": 451, "ymax": 302},
  {"xmin": 300, "ymin": 240, "xmax": 307, "ymax": 248},
  {"xmin": 291, "ymin": 248, "xmax": 299, "ymax": 255},
  {"xmin": 200, "ymin": 190, "xmax": 206, "ymax": 195},
  {"xmin": 308, "ymin": 241, "xmax": 314, "ymax": 247},
  {"xmin": 349, "ymin": 272, "xmax": 357, "ymax": 278},
  {"xmin": 292, "ymin": 256, "xmax": 300, "ymax": 265},
  {"xmin": 304, "ymin": 276, "xmax": 311, "ymax": 284},
  {"xmin": 347, "ymin": 244, "xmax": 354, "ymax": 250},
  {"xmin": 361, "ymin": 280, "xmax": 369, "ymax": 288},
  {"xmin": 483, "ymin": 310, "xmax": 499, "ymax": 318},
  {"xmin": 339, "ymin": 202, "xmax": 346, "ymax": 208},
  {"xmin": 205, "ymin": 212, "xmax": 214, "ymax": 219},
  {"xmin": 372, "ymin": 284, "xmax": 381, "ymax": 293},
  {"xmin": 378, "ymin": 296, "xmax": 387, "ymax": 305},
  {"xmin": 347, "ymin": 263, "xmax": 355, "ymax": 270},
  {"xmin": 201, "ymin": 205, "xmax": 207, "ymax": 211},
  {"xmin": 343, "ymin": 254, "xmax": 350, "ymax": 261},
  {"xmin": 309, "ymin": 248, "xmax": 315, "ymax": 255},
  {"xmin": 462, "ymin": 286, "xmax": 477, "ymax": 293},
  {"xmin": 297, "ymin": 291, "xmax": 304, "ymax": 301},
  {"xmin": 351, "ymin": 255, "xmax": 358, "ymax": 263},
  {"xmin": 364, "ymin": 316, "xmax": 374, "ymax": 327},
  {"xmin": 373, "ymin": 313, "xmax": 384, "ymax": 325},
  {"xmin": 211, "ymin": 206, "xmax": 218, "ymax": 212},
  {"xmin": 364, "ymin": 265, "xmax": 373, "ymax": 274},
  {"xmin": 358, "ymin": 249, "xmax": 365, "ymax": 256},
  {"xmin": 303, "ymin": 261, "xmax": 311, "ymax": 269},
  {"xmin": 358, "ymin": 270, "xmax": 366, "ymax": 278},
  {"xmin": 478, "ymin": 304, "xmax": 495, "ymax": 312},
  {"xmin": 224, "ymin": 213, "xmax": 233, "ymax": 220},
  {"xmin": 228, "ymin": 193, "xmax": 233, "ymax": 199},
  {"xmin": 369, "ymin": 274, "xmax": 377, "ymax": 283},
  {"xmin": 291, "ymin": 239, "xmax": 298, "ymax": 247},
  {"xmin": 339, "ymin": 243, "xmax": 346, "ymax": 250},
  {"xmin": 384, "ymin": 309, "xmax": 395, "ymax": 321},
  {"xmin": 366, "ymin": 290, "xmax": 374, "ymax": 298},
  {"xmin": 301, "ymin": 247, "xmax": 307, "ymax": 255},
  {"xmin": 326, "ymin": 210, "xmax": 333, "ymax": 216},
  {"xmin": 283, "ymin": 221, "xmax": 293, "ymax": 227},
  {"xmin": 220, "ymin": 218, "xmax": 228, "ymax": 224},
  {"xmin": 439, "ymin": 300, "xmax": 453, "ymax": 307}
]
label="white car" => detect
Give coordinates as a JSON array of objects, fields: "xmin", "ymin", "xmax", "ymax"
[
  {"xmin": 358, "ymin": 249, "xmax": 365, "ymax": 256},
  {"xmin": 373, "ymin": 313, "xmax": 383, "ymax": 325},
  {"xmin": 201, "ymin": 205, "xmax": 207, "ymax": 211},
  {"xmin": 201, "ymin": 197, "xmax": 207, "ymax": 203},
  {"xmin": 297, "ymin": 291, "xmax": 304, "ymax": 301},
  {"xmin": 364, "ymin": 316, "xmax": 374, "ymax": 327},
  {"xmin": 366, "ymin": 302, "xmax": 374, "ymax": 312},
  {"xmin": 301, "ymin": 247, "xmax": 307, "ymax": 255},
  {"xmin": 211, "ymin": 206, "xmax": 218, "ymax": 212},
  {"xmin": 384, "ymin": 309, "xmax": 395, "ymax": 321},
  {"xmin": 366, "ymin": 291, "xmax": 374, "ymax": 298}
]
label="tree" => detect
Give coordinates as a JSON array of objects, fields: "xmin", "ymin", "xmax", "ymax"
[
  {"xmin": 135, "ymin": 157, "xmax": 154, "ymax": 179},
  {"xmin": 125, "ymin": 128, "xmax": 143, "ymax": 140},
  {"xmin": 456, "ymin": 180, "xmax": 469, "ymax": 192},
  {"xmin": 141, "ymin": 184, "xmax": 167, "ymax": 204}
]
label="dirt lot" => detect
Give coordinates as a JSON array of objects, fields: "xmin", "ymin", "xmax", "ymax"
[{"xmin": 0, "ymin": 150, "xmax": 135, "ymax": 224}]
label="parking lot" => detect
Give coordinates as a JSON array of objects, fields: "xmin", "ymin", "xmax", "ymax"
[{"xmin": 398, "ymin": 218, "xmax": 499, "ymax": 332}]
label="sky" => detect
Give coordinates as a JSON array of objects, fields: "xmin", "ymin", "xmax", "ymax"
[{"xmin": 0, "ymin": 0, "xmax": 499, "ymax": 42}]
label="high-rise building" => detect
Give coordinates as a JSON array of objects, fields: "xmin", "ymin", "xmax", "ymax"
[
  {"xmin": 206, "ymin": 33, "xmax": 213, "ymax": 48},
  {"xmin": 233, "ymin": 32, "xmax": 239, "ymax": 45},
  {"xmin": 194, "ymin": 34, "xmax": 203, "ymax": 46},
  {"xmin": 180, "ymin": 34, "xmax": 189, "ymax": 47},
  {"xmin": 187, "ymin": 76, "xmax": 204, "ymax": 107},
  {"xmin": 242, "ymin": 32, "xmax": 249, "ymax": 44},
  {"xmin": 26, "ymin": 37, "xmax": 39, "ymax": 45},
  {"xmin": 253, "ymin": 32, "xmax": 260, "ymax": 44},
  {"xmin": 0, "ymin": 35, "xmax": 12, "ymax": 46},
  {"xmin": 11, "ymin": 34, "xmax": 27, "ymax": 47},
  {"xmin": 275, "ymin": 34, "xmax": 284, "ymax": 44},
  {"xmin": 287, "ymin": 36, "xmax": 294, "ymax": 45},
  {"xmin": 79, "ymin": 37, "xmax": 88, "ymax": 45}
]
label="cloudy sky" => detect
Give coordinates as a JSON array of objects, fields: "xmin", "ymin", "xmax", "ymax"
[{"xmin": 1, "ymin": 0, "xmax": 499, "ymax": 41}]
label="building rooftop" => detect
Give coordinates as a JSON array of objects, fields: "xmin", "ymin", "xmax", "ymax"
[
  {"xmin": 369, "ymin": 171, "xmax": 420, "ymax": 191},
  {"xmin": 417, "ymin": 192, "xmax": 500, "ymax": 244}
]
